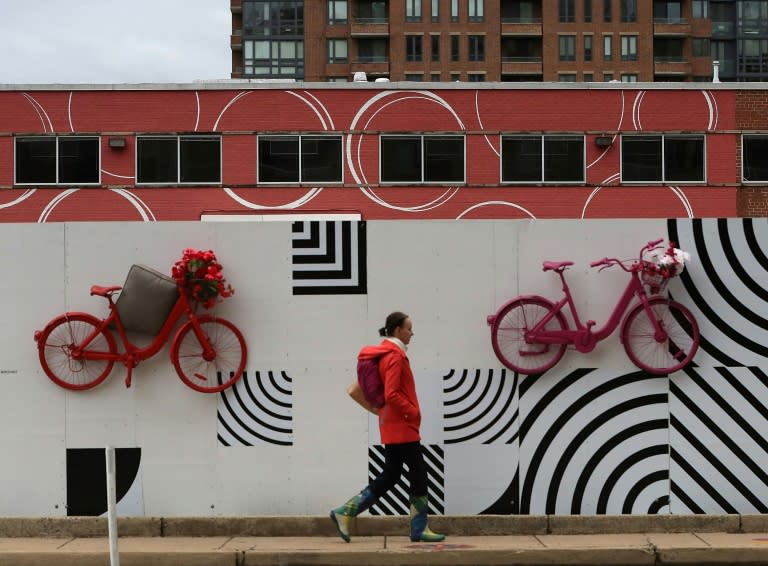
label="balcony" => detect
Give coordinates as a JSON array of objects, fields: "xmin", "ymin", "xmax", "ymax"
[
  {"xmin": 501, "ymin": 56, "xmax": 543, "ymax": 75},
  {"xmin": 653, "ymin": 18, "xmax": 690, "ymax": 36},
  {"xmin": 351, "ymin": 17, "xmax": 389, "ymax": 36},
  {"xmin": 712, "ymin": 21, "xmax": 735, "ymax": 38},
  {"xmin": 654, "ymin": 56, "xmax": 691, "ymax": 75},
  {"xmin": 501, "ymin": 18, "xmax": 542, "ymax": 36}
]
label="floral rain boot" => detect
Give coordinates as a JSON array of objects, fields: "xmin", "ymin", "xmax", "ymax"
[
  {"xmin": 409, "ymin": 495, "xmax": 445, "ymax": 542},
  {"xmin": 329, "ymin": 486, "xmax": 377, "ymax": 542}
]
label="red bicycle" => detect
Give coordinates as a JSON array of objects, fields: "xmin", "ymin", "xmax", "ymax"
[
  {"xmin": 34, "ymin": 281, "xmax": 247, "ymax": 393},
  {"xmin": 487, "ymin": 239, "xmax": 700, "ymax": 375}
]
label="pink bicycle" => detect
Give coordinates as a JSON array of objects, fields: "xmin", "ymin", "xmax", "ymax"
[
  {"xmin": 34, "ymin": 280, "xmax": 247, "ymax": 393},
  {"xmin": 487, "ymin": 239, "xmax": 700, "ymax": 375}
]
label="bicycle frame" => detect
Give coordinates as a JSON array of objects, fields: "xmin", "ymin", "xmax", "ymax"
[
  {"xmin": 525, "ymin": 266, "xmax": 654, "ymax": 353},
  {"xmin": 73, "ymin": 289, "xmax": 210, "ymax": 386}
]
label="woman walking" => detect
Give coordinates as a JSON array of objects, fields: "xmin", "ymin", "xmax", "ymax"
[{"xmin": 329, "ymin": 311, "xmax": 445, "ymax": 543}]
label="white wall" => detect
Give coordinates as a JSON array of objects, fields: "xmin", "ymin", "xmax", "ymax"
[{"xmin": 1, "ymin": 219, "xmax": 765, "ymax": 516}]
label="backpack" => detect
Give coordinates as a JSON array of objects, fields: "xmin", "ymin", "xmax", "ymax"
[{"xmin": 356, "ymin": 356, "xmax": 385, "ymax": 409}]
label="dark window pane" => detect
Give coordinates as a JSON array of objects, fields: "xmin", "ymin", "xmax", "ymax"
[
  {"xmin": 502, "ymin": 136, "xmax": 541, "ymax": 182},
  {"xmin": 137, "ymin": 138, "xmax": 177, "ymax": 183},
  {"xmin": 58, "ymin": 137, "xmax": 99, "ymax": 184},
  {"xmin": 744, "ymin": 136, "xmax": 768, "ymax": 181},
  {"xmin": 259, "ymin": 136, "xmax": 299, "ymax": 183},
  {"xmin": 665, "ymin": 137, "xmax": 704, "ymax": 182},
  {"xmin": 544, "ymin": 136, "xmax": 583, "ymax": 182},
  {"xmin": 15, "ymin": 137, "xmax": 56, "ymax": 183},
  {"xmin": 301, "ymin": 136, "xmax": 342, "ymax": 183},
  {"xmin": 424, "ymin": 136, "xmax": 464, "ymax": 182},
  {"xmin": 180, "ymin": 137, "xmax": 220, "ymax": 183},
  {"xmin": 622, "ymin": 136, "xmax": 662, "ymax": 181},
  {"xmin": 381, "ymin": 137, "xmax": 421, "ymax": 182}
]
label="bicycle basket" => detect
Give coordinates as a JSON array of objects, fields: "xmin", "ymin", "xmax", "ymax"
[
  {"xmin": 641, "ymin": 262, "xmax": 670, "ymax": 295},
  {"xmin": 115, "ymin": 264, "xmax": 179, "ymax": 334}
]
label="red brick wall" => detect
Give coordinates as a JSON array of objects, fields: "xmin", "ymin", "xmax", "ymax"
[{"xmin": 0, "ymin": 85, "xmax": 748, "ymax": 221}]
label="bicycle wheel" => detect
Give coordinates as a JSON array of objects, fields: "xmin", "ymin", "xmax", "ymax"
[
  {"xmin": 621, "ymin": 298, "xmax": 699, "ymax": 374},
  {"xmin": 36, "ymin": 313, "xmax": 117, "ymax": 391},
  {"xmin": 490, "ymin": 297, "xmax": 568, "ymax": 375},
  {"xmin": 171, "ymin": 315, "xmax": 247, "ymax": 393}
]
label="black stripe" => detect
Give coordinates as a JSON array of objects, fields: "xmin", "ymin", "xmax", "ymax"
[
  {"xmin": 270, "ymin": 371, "xmax": 292, "ymax": 395},
  {"xmin": 444, "ymin": 369, "xmax": 482, "ymax": 410},
  {"xmin": 520, "ymin": 370, "xmax": 653, "ymax": 513},
  {"xmin": 718, "ymin": 218, "xmax": 768, "ymax": 302},
  {"xmin": 445, "ymin": 380, "xmax": 516, "ymax": 443},
  {"xmin": 442, "ymin": 369, "xmax": 461, "ymax": 394},
  {"xmin": 622, "ymin": 469, "xmax": 668, "ymax": 514},
  {"xmin": 261, "ymin": 370, "xmax": 293, "ymax": 409},
  {"xmin": 240, "ymin": 372, "xmax": 293, "ymax": 426},
  {"xmin": 672, "ymin": 378, "xmax": 768, "ymax": 492},
  {"xmin": 596, "ymin": 445, "xmax": 668, "ymax": 514},
  {"xmin": 689, "ymin": 220, "xmax": 768, "ymax": 354},
  {"xmin": 648, "ymin": 495, "xmax": 669, "ymax": 514},
  {"xmin": 670, "ymin": 447, "xmax": 736, "ymax": 513},
  {"xmin": 444, "ymin": 371, "xmax": 498, "ymax": 425},
  {"xmin": 571, "ymin": 419, "xmax": 668, "ymax": 514},
  {"xmin": 216, "ymin": 412, "xmax": 252, "ymax": 447},
  {"xmin": 670, "ymin": 413, "xmax": 767, "ymax": 512},
  {"xmin": 291, "ymin": 221, "xmax": 320, "ymax": 248},
  {"xmin": 485, "ymin": 407, "xmax": 519, "ymax": 445},
  {"xmin": 547, "ymin": 394, "xmax": 667, "ymax": 514},
  {"xmin": 482, "ymin": 470, "xmax": 519, "ymax": 515},
  {"xmin": 671, "ymin": 480, "xmax": 705, "ymax": 514},
  {"xmin": 744, "ymin": 218, "xmax": 768, "ymax": 271}
]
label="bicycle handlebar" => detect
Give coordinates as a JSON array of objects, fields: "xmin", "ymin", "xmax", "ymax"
[{"xmin": 586, "ymin": 238, "xmax": 669, "ymax": 274}]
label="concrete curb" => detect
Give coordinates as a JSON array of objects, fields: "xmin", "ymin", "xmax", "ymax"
[{"xmin": 0, "ymin": 514, "xmax": 763, "ymax": 538}]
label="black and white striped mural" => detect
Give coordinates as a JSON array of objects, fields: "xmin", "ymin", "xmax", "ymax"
[
  {"xmin": 217, "ymin": 370, "xmax": 293, "ymax": 446},
  {"xmin": 366, "ymin": 218, "xmax": 767, "ymax": 516},
  {"xmin": 291, "ymin": 221, "xmax": 367, "ymax": 295}
]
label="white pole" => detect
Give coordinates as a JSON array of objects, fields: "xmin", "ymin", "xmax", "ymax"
[{"xmin": 105, "ymin": 446, "xmax": 120, "ymax": 566}]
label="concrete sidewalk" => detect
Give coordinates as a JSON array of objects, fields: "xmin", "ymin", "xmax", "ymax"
[{"xmin": 1, "ymin": 515, "xmax": 768, "ymax": 565}]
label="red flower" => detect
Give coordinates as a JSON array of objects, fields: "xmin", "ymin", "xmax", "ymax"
[{"xmin": 171, "ymin": 248, "xmax": 235, "ymax": 308}]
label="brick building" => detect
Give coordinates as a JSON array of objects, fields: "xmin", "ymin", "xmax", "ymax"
[
  {"xmin": 230, "ymin": 0, "xmax": 723, "ymax": 82},
  {"xmin": 1, "ymin": 82, "xmax": 767, "ymax": 221}
]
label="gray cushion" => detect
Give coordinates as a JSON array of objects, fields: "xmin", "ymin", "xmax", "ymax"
[{"xmin": 115, "ymin": 264, "xmax": 179, "ymax": 335}]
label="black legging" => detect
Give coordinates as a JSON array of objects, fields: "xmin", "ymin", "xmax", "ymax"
[{"xmin": 369, "ymin": 441, "xmax": 427, "ymax": 498}]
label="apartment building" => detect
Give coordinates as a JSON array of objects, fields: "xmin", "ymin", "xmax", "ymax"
[{"xmin": 229, "ymin": 0, "xmax": 720, "ymax": 82}]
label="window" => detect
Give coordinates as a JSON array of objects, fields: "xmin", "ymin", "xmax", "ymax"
[
  {"xmin": 431, "ymin": 72, "xmax": 441, "ymax": 81},
  {"xmin": 258, "ymin": 135, "xmax": 342, "ymax": 184},
  {"xmin": 621, "ymin": 73, "xmax": 638, "ymax": 82},
  {"xmin": 604, "ymin": 72, "xmax": 614, "ymax": 81},
  {"xmin": 137, "ymin": 136, "xmax": 220, "ymax": 184},
  {"xmin": 620, "ymin": 0, "xmax": 637, "ymax": 22},
  {"xmin": 451, "ymin": 0, "xmax": 459, "ymax": 21},
  {"xmin": 584, "ymin": 72, "xmax": 594, "ymax": 81},
  {"xmin": 406, "ymin": 35, "xmax": 423, "ymax": 61},
  {"xmin": 692, "ymin": 38, "xmax": 710, "ymax": 57},
  {"xmin": 450, "ymin": 72, "xmax": 461, "ymax": 81},
  {"xmin": 468, "ymin": 73, "xmax": 485, "ymax": 82},
  {"xmin": 559, "ymin": 0, "xmax": 576, "ymax": 22},
  {"xmin": 243, "ymin": 39, "xmax": 304, "ymax": 78},
  {"xmin": 622, "ymin": 135, "xmax": 704, "ymax": 183},
  {"xmin": 15, "ymin": 136, "xmax": 100, "ymax": 185},
  {"xmin": 380, "ymin": 135, "xmax": 465, "ymax": 183},
  {"xmin": 469, "ymin": 0, "xmax": 484, "ymax": 21},
  {"xmin": 358, "ymin": 38, "xmax": 388, "ymax": 62},
  {"xmin": 584, "ymin": 35, "xmax": 593, "ymax": 61},
  {"xmin": 604, "ymin": 0, "xmax": 612, "ymax": 21},
  {"xmin": 451, "ymin": 35, "xmax": 460, "ymax": 61},
  {"xmin": 692, "ymin": 0, "xmax": 708, "ymax": 18},
  {"xmin": 404, "ymin": 73, "xmax": 424, "ymax": 81},
  {"xmin": 328, "ymin": 39, "xmax": 348, "ymax": 63},
  {"xmin": 621, "ymin": 35, "xmax": 637, "ymax": 61},
  {"xmin": 432, "ymin": 0, "xmax": 439, "ymax": 21},
  {"xmin": 502, "ymin": 135, "xmax": 584, "ymax": 183},
  {"xmin": 560, "ymin": 36, "xmax": 576, "ymax": 61},
  {"xmin": 559, "ymin": 73, "xmax": 577, "ymax": 81},
  {"xmin": 469, "ymin": 35, "xmax": 485, "ymax": 61},
  {"xmin": 743, "ymin": 135, "xmax": 768, "ymax": 182},
  {"xmin": 431, "ymin": 35, "xmax": 440, "ymax": 61},
  {"xmin": 585, "ymin": 0, "xmax": 593, "ymax": 21},
  {"xmin": 604, "ymin": 35, "xmax": 613, "ymax": 60},
  {"xmin": 406, "ymin": 0, "xmax": 422, "ymax": 21},
  {"xmin": 328, "ymin": 0, "xmax": 347, "ymax": 24}
]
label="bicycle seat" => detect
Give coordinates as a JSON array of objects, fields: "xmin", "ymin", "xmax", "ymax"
[
  {"xmin": 542, "ymin": 261, "xmax": 573, "ymax": 272},
  {"xmin": 90, "ymin": 285, "xmax": 123, "ymax": 297}
]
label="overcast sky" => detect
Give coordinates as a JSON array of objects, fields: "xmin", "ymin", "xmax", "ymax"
[{"xmin": 0, "ymin": 1, "xmax": 231, "ymax": 84}]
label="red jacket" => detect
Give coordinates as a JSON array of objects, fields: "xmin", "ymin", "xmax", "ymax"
[{"xmin": 358, "ymin": 339, "xmax": 421, "ymax": 445}]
